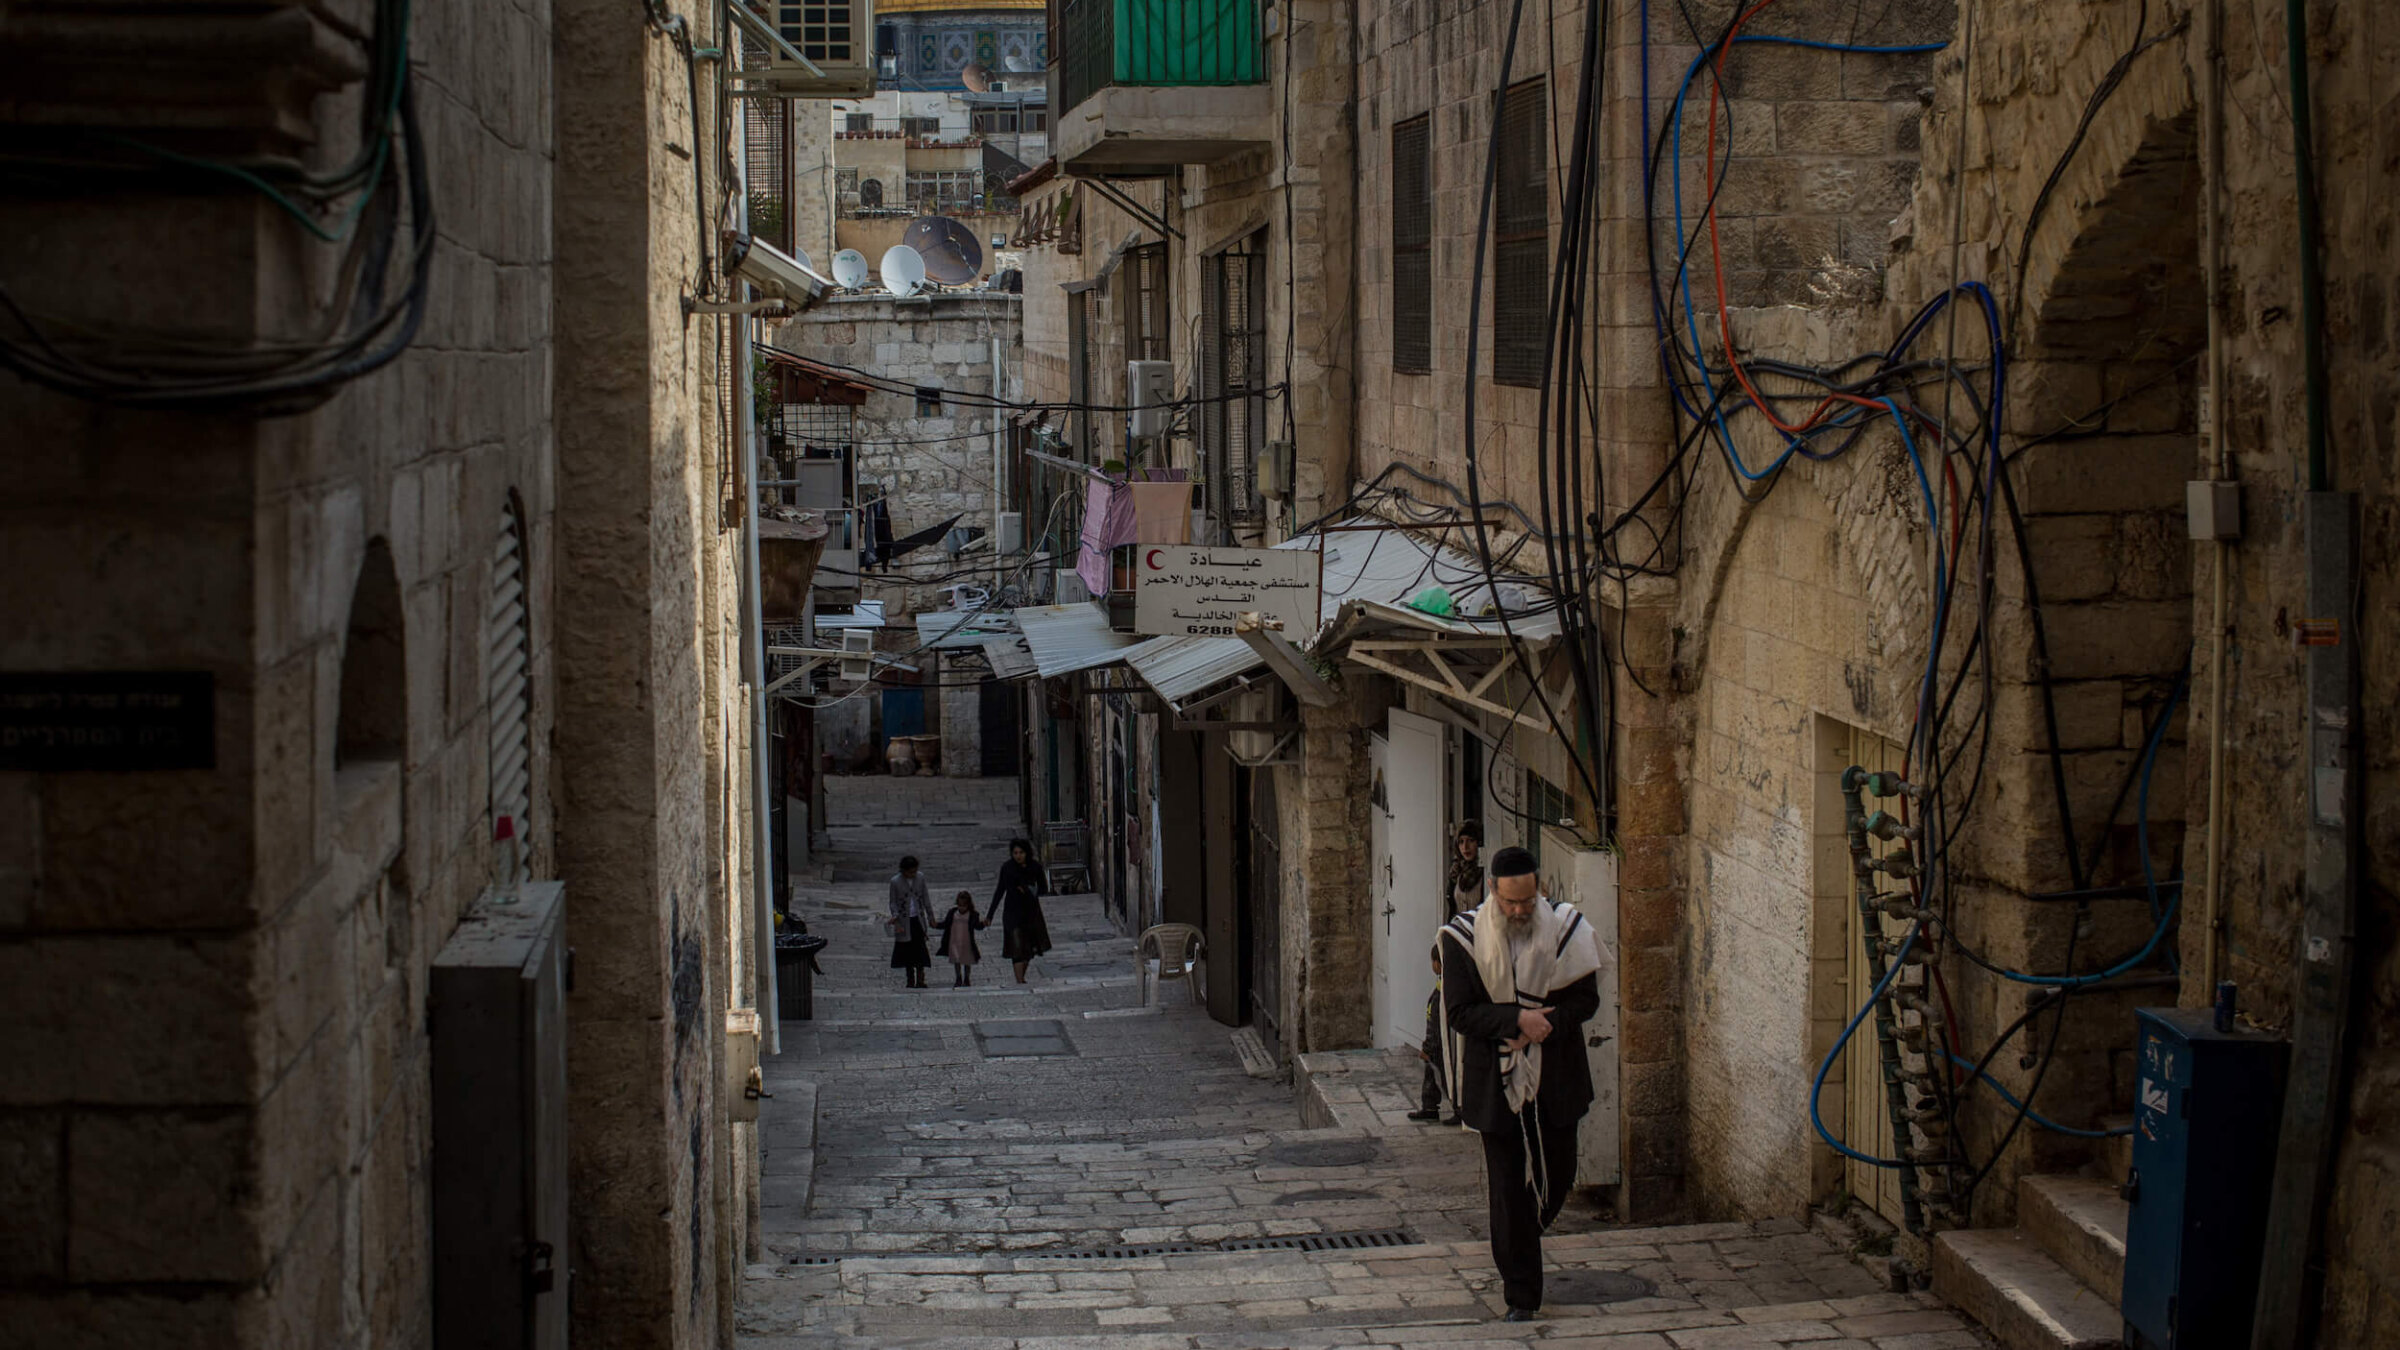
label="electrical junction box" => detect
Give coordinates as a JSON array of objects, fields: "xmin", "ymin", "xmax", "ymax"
[
  {"xmin": 1127, "ymin": 360, "xmax": 1174, "ymax": 438},
  {"xmin": 995, "ymin": 510, "xmax": 1024, "ymax": 554},
  {"xmin": 431, "ymin": 882, "xmax": 569, "ymax": 1350},
  {"xmin": 2121, "ymin": 1007, "xmax": 2288, "ymax": 1350},
  {"xmin": 2185, "ymin": 480, "xmax": 2241, "ymax": 540}
]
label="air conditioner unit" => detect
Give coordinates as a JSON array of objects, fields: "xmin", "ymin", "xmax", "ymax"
[
  {"xmin": 838, "ymin": 627, "xmax": 876, "ymax": 683},
  {"xmin": 737, "ymin": 0, "xmax": 879, "ymax": 99},
  {"xmin": 1258, "ymin": 439, "xmax": 1295, "ymax": 500},
  {"xmin": 1127, "ymin": 360, "xmax": 1174, "ymax": 438},
  {"xmin": 996, "ymin": 511, "xmax": 1024, "ymax": 554}
]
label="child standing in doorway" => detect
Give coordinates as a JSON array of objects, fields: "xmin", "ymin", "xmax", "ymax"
[{"xmin": 937, "ymin": 890, "xmax": 986, "ymax": 987}]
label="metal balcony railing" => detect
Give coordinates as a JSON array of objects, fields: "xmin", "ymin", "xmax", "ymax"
[{"xmin": 1057, "ymin": 0, "xmax": 1265, "ymax": 117}]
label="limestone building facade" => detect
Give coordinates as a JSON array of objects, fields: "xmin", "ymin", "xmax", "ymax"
[
  {"xmin": 0, "ymin": 1, "xmax": 784, "ymax": 1346},
  {"xmin": 1002, "ymin": 0, "xmax": 2398, "ymax": 1335}
]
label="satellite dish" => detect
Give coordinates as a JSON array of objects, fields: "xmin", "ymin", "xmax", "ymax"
[
  {"xmin": 791, "ymin": 244, "xmax": 815, "ymax": 276},
  {"xmin": 831, "ymin": 249, "xmax": 869, "ymax": 289},
  {"xmin": 880, "ymin": 244, "xmax": 927, "ymax": 298},
  {"xmin": 902, "ymin": 216, "xmax": 985, "ymax": 286},
  {"xmin": 961, "ymin": 61, "xmax": 992, "ymax": 93}
]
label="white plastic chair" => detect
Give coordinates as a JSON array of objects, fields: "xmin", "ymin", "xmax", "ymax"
[{"xmin": 1137, "ymin": 923, "xmax": 1205, "ymax": 1007}]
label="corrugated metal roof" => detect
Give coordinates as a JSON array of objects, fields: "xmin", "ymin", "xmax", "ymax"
[
  {"xmin": 982, "ymin": 635, "xmax": 1039, "ymax": 680},
  {"xmin": 1123, "ymin": 634, "xmax": 1263, "ymax": 703},
  {"xmin": 1115, "ymin": 525, "xmax": 1563, "ymax": 707},
  {"xmin": 1014, "ymin": 602, "xmax": 1140, "ymax": 678},
  {"xmin": 916, "ymin": 609, "xmax": 1017, "ymax": 650}
]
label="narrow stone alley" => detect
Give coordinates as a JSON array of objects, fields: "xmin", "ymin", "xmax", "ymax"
[{"xmin": 736, "ymin": 778, "xmax": 1986, "ymax": 1349}]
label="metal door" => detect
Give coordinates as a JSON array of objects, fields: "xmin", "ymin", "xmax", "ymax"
[
  {"xmin": 1243, "ymin": 766, "xmax": 1283, "ymax": 1058},
  {"xmin": 978, "ymin": 678, "xmax": 1020, "ymax": 776},
  {"xmin": 1368, "ymin": 733, "xmax": 1392, "ymax": 1044},
  {"xmin": 1842, "ymin": 724, "xmax": 1909, "ymax": 1226},
  {"xmin": 1376, "ymin": 710, "xmax": 1446, "ymax": 1047}
]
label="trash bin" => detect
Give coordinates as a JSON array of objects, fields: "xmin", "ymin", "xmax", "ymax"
[{"xmin": 774, "ymin": 933, "xmax": 827, "ymax": 1021}]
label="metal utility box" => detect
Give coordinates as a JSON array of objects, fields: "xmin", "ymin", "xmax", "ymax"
[
  {"xmin": 2121, "ymin": 1007, "xmax": 2288, "ymax": 1350},
  {"xmin": 432, "ymin": 882, "xmax": 569, "ymax": 1350}
]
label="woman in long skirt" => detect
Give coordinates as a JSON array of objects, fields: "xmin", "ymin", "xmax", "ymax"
[
  {"xmin": 984, "ymin": 837, "xmax": 1051, "ymax": 984},
  {"xmin": 887, "ymin": 855, "xmax": 936, "ymax": 989}
]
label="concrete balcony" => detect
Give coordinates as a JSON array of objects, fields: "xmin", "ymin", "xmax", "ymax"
[
  {"xmin": 1052, "ymin": 0, "xmax": 1270, "ymax": 178},
  {"xmin": 1055, "ymin": 83, "xmax": 1273, "ymax": 178}
]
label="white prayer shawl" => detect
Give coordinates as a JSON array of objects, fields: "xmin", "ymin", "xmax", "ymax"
[{"xmin": 1437, "ymin": 893, "xmax": 1606, "ymax": 1118}]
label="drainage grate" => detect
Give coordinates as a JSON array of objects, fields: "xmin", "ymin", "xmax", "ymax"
[
  {"xmin": 792, "ymin": 1229, "xmax": 1421, "ymax": 1265},
  {"xmin": 1545, "ymin": 1269, "xmax": 1658, "ymax": 1305},
  {"xmin": 1219, "ymin": 1229, "xmax": 1418, "ymax": 1253},
  {"xmin": 1261, "ymin": 1139, "xmax": 1382, "ymax": 1168},
  {"xmin": 1271, "ymin": 1188, "xmax": 1381, "ymax": 1206},
  {"xmin": 1017, "ymin": 1241, "xmax": 1203, "ymax": 1260}
]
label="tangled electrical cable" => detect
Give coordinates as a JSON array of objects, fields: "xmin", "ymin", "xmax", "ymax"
[
  {"xmin": 0, "ymin": 0, "xmax": 433, "ymax": 413},
  {"xmin": 1439, "ymin": 0, "xmax": 2209, "ymax": 1217}
]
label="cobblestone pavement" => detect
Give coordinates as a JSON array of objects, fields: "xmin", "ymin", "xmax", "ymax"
[{"xmin": 740, "ymin": 777, "xmax": 1986, "ymax": 1349}]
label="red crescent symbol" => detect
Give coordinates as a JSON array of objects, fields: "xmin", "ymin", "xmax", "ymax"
[{"xmin": 1146, "ymin": 548, "xmax": 1163, "ymax": 569}]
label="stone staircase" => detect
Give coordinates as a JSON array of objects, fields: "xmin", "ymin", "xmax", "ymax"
[{"xmin": 1932, "ymin": 1124, "xmax": 2133, "ymax": 1350}]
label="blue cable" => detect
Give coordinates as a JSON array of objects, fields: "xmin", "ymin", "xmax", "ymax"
[
  {"xmin": 1810, "ymin": 921, "xmax": 1924, "ymax": 1168},
  {"xmin": 1988, "ymin": 672, "xmax": 2188, "ymax": 988},
  {"xmin": 1662, "ymin": 36, "xmax": 1950, "ymax": 475},
  {"xmin": 1944, "ymin": 1051, "xmax": 2135, "ymax": 1137}
]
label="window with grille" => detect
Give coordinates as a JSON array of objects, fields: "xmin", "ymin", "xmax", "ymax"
[
  {"xmin": 845, "ymin": 112, "xmax": 872, "ymax": 133},
  {"xmin": 1493, "ymin": 79, "xmax": 1548, "ymax": 388},
  {"xmin": 858, "ymin": 177, "xmax": 883, "ymax": 210},
  {"xmin": 1122, "ymin": 242, "xmax": 1170, "ymax": 364},
  {"xmin": 1201, "ymin": 235, "xmax": 1267, "ymax": 533},
  {"xmin": 1523, "ymin": 769, "xmax": 1571, "ymax": 869},
  {"xmin": 1393, "ymin": 115, "xmax": 1432, "ymax": 374},
  {"xmin": 745, "ymin": 100, "xmax": 793, "ymax": 252},
  {"xmin": 774, "ymin": 1, "xmax": 857, "ymax": 63},
  {"xmin": 488, "ymin": 501, "xmax": 533, "ymax": 887},
  {"xmin": 905, "ymin": 170, "xmax": 981, "ymax": 214},
  {"xmin": 904, "ymin": 116, "xmax": 943, "ymax": 139},
  {"xmin": 972, "ymin": 108, "xmax": 1020, "ymax": 135}
]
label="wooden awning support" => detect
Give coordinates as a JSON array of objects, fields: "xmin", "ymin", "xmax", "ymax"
[
  {"xmin": 1235, "ymin": 613, "xmax": 1340, "ymax": 709},
  {"xmin": 1343, "ymin": 637, "xmax": 1554, "ymax": 734}
]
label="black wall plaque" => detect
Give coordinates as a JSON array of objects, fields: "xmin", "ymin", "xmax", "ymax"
[{"xmin": 0, "ymin": 672, "xmax": 216, "ymax": 771}]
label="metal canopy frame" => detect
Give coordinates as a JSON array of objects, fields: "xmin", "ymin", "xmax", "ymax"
[{"xmin": 1343, "ymin": 636, "xmax": 1555, "ymax": 734}]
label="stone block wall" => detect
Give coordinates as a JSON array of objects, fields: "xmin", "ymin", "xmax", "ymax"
[
  {"xmin": 0, "ymin": 0, "xmax": 560, "ymax": 1344},
  {"xmin": 773, "ymin": 293, "xmax": 1020, "ymax": 621}
]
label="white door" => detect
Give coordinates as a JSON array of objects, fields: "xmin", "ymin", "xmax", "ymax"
[
  {"xmin": 1368, "ymin": 733, "xmax": 1392, "ymax": 1041},
  {"xmin": 1375, "ymin": 708, "xmax": 1447, "ymax": 1047}
]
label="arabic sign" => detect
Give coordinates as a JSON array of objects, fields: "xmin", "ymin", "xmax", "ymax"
[{"xmin": 1134, "ymin": 546, "xmax": 1322, "ymax": 638}]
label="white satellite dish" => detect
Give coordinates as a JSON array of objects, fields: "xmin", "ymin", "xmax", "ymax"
[
  {"xmin": 880, "ymin": 244, "xmax": 927, "ymax": 298},
  {"xmin": 831, "ymin": 248, "xmax": 870, "ymax": 289}
]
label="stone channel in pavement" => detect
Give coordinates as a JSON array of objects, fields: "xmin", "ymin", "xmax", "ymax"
[{"xmin": 737, "ymin": 777, "xmax": 1986, "ymax": 1349}]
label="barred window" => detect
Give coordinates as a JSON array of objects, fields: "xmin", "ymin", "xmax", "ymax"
[
  {"xmin": 905, "ymin": 170, "xmax": 981, "ymax": 214},
  {"xmin": 1492, "ymin": 79, "xmax": 1548, "ymax": 388},
  {"xmin": 1392, "ymin": 115, "xmax": 1432, "ymax": 374},
  {"xmin": 845, "ymin": 112, "xmax": 872, "ymax": 133}
]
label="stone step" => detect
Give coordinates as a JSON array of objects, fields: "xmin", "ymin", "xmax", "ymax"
[
  {"xmin": 1933, "ymin": 1227, "xmax": 2122, "ymax": 1350},
  {"xmin": 740, "ymin": 1229, "xmax": 1977, "ymax": 1347},
  {"xmin": 2021, "ymin": 1173, "xmax": 2127, "ymax": 1303}
]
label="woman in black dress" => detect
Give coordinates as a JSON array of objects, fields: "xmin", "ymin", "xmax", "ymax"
[{"xmin": 984, "ymin": 838, "xmax": 1052, "ymax": 984}]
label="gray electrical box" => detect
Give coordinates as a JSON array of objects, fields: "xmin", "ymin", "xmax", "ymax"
[
  {"xmin": 432, "ymin": 882, "xmax": 569, "ymax": 1350},
  {"xmin": 2185, "ymin": 480, "xmax": 2240, "ymax": 540}
]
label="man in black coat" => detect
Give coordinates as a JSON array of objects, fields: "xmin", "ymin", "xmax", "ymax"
[{"xmin": 1436, "ymin": 845, "xmax": 1608, "ymax": 1321}]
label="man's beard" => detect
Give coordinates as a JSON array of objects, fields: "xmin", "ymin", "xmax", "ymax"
[{"xmin": 1502, "ymin": 907, "xmax": 1536, "ymax": 937}]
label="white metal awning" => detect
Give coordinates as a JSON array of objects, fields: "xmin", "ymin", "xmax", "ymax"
[
  {"xmin": 915, "ymin": 608, "xmax": 1017, "ymax": 650},
  {"xmin": 1118, "ymin": 523, "xmax": 1566, "ymax": 713},
  {"xmin": 811, "ymin": 599, "xmax": 886, "ymax": 630},
  {"xmin": 1013, "ymin": 602, "xmax": 1141, "ymax": 679},
  {"xmin": 982, "ymin": 635, "xmax": 1039, "ymax": 680}
]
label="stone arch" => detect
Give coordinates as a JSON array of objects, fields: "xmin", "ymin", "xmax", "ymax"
[{"xmin": 336, "ymin": 537, "xmax": 406, "ymax": 766}]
